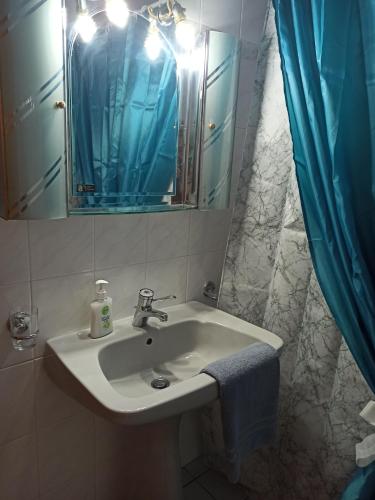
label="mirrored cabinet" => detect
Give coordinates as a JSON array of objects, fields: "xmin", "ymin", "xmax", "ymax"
[{"xmin": 0, "ymin": 0, "xmax": 240, "ymax": 219}]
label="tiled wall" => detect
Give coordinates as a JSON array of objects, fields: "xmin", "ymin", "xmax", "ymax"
[
  {"xmin": 0, "ymin": 210, "xmax": 231, "ymax": 500},
  {"xmin": 0, "ymin": 1, "xmax": 269, "ymax": 498}
]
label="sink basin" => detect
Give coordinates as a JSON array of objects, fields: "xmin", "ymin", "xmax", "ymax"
[{"xmin": 48, "ymin": 301, "xmax": 283, "ymax": 425}]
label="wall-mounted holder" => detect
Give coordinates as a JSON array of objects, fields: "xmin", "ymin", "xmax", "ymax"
[
  {"xmin": 8, "ymin": 307, "xmax": 39, "ymax": 351},
  {"xmin": 203, "ymin": 281, "xmax": 218, "ymax": 301}
]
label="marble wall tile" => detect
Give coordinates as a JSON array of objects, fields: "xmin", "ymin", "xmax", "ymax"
[
  {"xmin": 283, "ymin": 168, "xmax": 305, "ymax": 231},
  {"xmin": 219, "ymin": 282, "xmax": 269, "ymax": 327},
  {"xmin": 323, "ymin": 341, "xmax": 374, "ymax": 497},
  {"xmin": 263, "ymin": 227, "xmax": 312, "ymax": 379},
  {"xmin": 230, "ymin": 127, "xmax": 247, "ymax": 207}
]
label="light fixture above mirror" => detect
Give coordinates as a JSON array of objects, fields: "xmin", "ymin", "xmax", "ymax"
[
  {"xmin": 106, "ymin": 0, "xmax": 130, "ymax": 28},
  {"xmin": 74, "ymin": 0, "xmax": 197, "ymax": 53}
]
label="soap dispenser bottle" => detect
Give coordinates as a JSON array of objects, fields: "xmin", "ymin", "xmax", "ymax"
[{"xmin": 90, "ymin": 280, "xmax": 113, "ymax": 338}]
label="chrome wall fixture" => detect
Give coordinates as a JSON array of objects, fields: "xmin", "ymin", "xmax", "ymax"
[{"xmin": 73, "ymin": 0, "xmax": 198, "ymax": 54}]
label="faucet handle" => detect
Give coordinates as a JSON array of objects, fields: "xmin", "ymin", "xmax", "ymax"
[
  {"xmin": 153, "ymin": 294, "xmax": 177, "ymax": 303},
  {"xmin": 137, "ymin": 289, "xmax": 176, "ymax": 308},
  {"xmin": 138, "ymin": 288, "xmax": 155, "ymax": 308}
]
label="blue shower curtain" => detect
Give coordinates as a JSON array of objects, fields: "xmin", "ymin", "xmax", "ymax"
[
  {"xmin": 71, "ymin": 15, "xmax": 179, "ymax": 207},
  {"xmin": 272, "ymin": 1, "xmax": 375, "ymax": 494}
]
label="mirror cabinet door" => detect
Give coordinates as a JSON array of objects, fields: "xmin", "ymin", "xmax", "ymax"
[
  {"xmin": 199, "ymin": 31, "xmax": 240, "ymax": 209},
  {"xmin": 0, "ymin": 0, "xmax": 67, "ymax": 220}
]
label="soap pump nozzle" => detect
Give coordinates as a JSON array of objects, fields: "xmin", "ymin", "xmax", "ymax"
[{"xmin": 95, "ymin": 279, "xmax": 109, "ymax": 301}]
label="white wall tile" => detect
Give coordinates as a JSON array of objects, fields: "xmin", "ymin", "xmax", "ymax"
[
  {"xmin": 37, "ymin": 412, "xmax": 95, "ymax": 497},
  {"xmin": 240, "ymin": 0, "xmax": 269, "ymax": 44},
  {"xmin": 187, "ymin": 251, "xmax": 225, "ymax": 303},
  {"xmin": 148, "ymin": 212, "xmax": 190, "ymax": 262},
  {"xmin": 32, "ymin": 272, "xmax": 94, "ymax": 356},
  {"xmin": 0, "ymin": 434, "xmax": 38, "ymax": 500},
  {"xmin": 189, "ymin": 209, "xmax": 232, "ymax": 254},
  {"xmin": 146, "ymin": 256, "xmax": 188, "ymax": 306},
  {"xmin": 0, "ymin": 283, "xmax": 32, "ymax": 368},
  {"xmin": 235, "ymin": 41, "xmax": 259, "ymax": 129},
  {"xmin": 40, "ymin": 475, "xmax": 95, "ymax": 500},
  {"xmin": 202, "ymin": 0, "xmax": 242, "ymax": 36},
  {"xmin": 0, "ymin": 219, "xmax": 29, "ymax": 285},
  {"xmin": 0, "ymin": 362, "xmax": 35, "ymax": 446},
  {"xmin": 29, "ymin": 217, "xmax": 93, "ymax": 280},
  {"xmin": 95, "ymin": 214, "xmax": 147, "ymax": 270},
  {"xmin": 95, "ymin": 263, "xmax": 146, "ymax": 319},
  {"xmin": 34, "ymin": 357, "xmax": 87, "ymax": 430},
  {"xmin": 184, "ymin": 481, "xmax": 212, "ymax": 500}
]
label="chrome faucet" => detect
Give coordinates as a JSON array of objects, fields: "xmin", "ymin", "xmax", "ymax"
[{"xmin": 132, "ymin": 288, "xmax": 176, "ymax": 327}]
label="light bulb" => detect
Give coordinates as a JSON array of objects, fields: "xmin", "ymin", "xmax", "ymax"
[
  {"xmin": 175, "ymin": 20, "xmax": 196, "ymax": 50},
  {"xmin": 106, "ymin": 0, "xmax": 129, "ymax": 28},
  {"xmin": 75, "ymin": 11, "xmax": 97, "ymax": 43},
  {"xmin": 145, "ymin": 22, "xmax": 163, "ymax": 61}
]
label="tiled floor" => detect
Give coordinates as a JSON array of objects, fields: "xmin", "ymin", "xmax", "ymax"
[{"xmin": 182, "ymin": 458, "xmax": 250, "ymax": 500}]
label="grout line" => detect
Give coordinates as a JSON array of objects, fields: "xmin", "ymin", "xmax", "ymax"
[
  {"xmin": 194, "ymin": 477, "xmax": 216, "ymax": 499},
  {"xmin": 0, "ymin": 356, "xmax": 34, "ymax": 372},
  {"xmin": 31, "ymin": 357, "xmax": 42, "ymax": 500},
  {"xmin": 145, "ymin": 212, "xmax": 151, "ymax": 263},
  {"xmin": 29, "ymin": 269, "xmax": 95, "ymax": 284},
  {"xmin": 92, "ymin": 215, "xmax": 96, "ymax": 273},
  {"xmin": 26, "ymin": 220, "xmax": 32, "ymax": 283}
]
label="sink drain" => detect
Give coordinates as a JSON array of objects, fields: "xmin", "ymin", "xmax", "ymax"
[{"xmin": 151, "ymin": 377, "xmax": 170, "ymax": 390}]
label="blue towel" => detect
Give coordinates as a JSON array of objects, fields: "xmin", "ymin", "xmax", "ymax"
[{"xmin": 201, "ymin": 342, "xmax": 280, "ymax": 482}]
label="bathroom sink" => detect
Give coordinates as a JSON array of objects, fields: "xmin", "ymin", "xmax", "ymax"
[{"xmin": 48, "ymin": 301, "xmax": 283, "ymax": 425}]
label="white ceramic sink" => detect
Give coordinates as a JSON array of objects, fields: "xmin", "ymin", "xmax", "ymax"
[{"xmin": 48, "ymin": 301, "xmax": 283, "ymax": 425}]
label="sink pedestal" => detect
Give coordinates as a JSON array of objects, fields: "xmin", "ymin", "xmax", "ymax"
[{"xmin": 118, "ymin": 415, "xmax": 183, "ymax": 500}]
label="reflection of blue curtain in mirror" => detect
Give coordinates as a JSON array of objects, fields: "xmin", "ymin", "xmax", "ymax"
[{"xmin": 71, "ymin": 14, "xmax": 178, "ymax": 207}]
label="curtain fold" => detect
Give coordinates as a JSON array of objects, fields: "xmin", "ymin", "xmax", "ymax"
[
  {"xmin": 273, "ymin": 2, "xmax": 375, "ymax": 494},
  {"xmin": 272, "ymin": 0, "xmax": 375, "ymax": 392},
  {"xmin": 71, "ymin": 14, "xmax": 178, "ymax": 207}
]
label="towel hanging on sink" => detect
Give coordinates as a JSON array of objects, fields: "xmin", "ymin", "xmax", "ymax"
[{"xmin": 201, "ymin": 341, "xmax": 280, "ymax": 482}]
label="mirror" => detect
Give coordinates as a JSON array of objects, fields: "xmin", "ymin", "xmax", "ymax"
[{"xmin": 68, "ymin": 5, "xmax": 204, "ymax": 214}]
